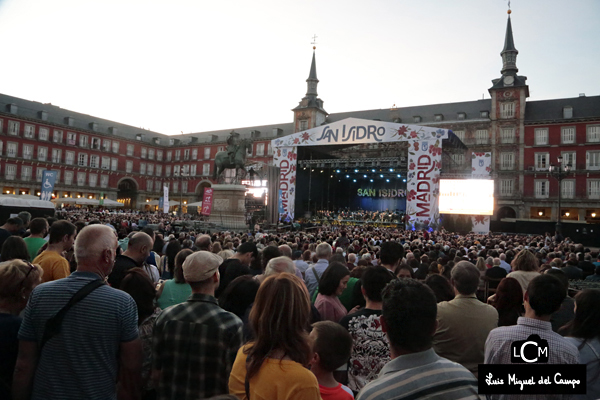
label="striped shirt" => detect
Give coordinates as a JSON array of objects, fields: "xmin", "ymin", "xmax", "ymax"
[
  {"xmin": 152, "ymin": 293, "xmax": 243, "ymax": 400},
  {"xmin": 18, "ymin": 271, "xmax": 139, "ymax": 400},
  {"xmin": 484, "ymin": 317, "xmax": 580, "ymax": 400},
  {"xmin": 356, "ymin": 348, "xmax": 481, "ymax": 400}
]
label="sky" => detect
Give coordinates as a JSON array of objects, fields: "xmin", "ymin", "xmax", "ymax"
[{"xmin": 0, "ymin": 0, "xmax": 598, "ymax": 136}]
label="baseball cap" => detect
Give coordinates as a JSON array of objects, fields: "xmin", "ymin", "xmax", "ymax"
[{"xmin": 182, "ymin": 251, "xmax": 223, "ymax": 283}]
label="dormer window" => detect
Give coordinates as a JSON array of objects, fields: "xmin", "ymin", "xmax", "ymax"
[
  {"xmin": 434, "ymin": 114, "xmax": 443, "ymax": 122},
  {"xmin": 413, "ymin": 116, "xmax": 421, "ymax": 123},
  {"xmin": 457, "ymin": 112, "xmax": 466, "ymax": 120},
  {"xmin": 563, "ymin": 106, "xmax": 573, "ymax": 119},
  {"xmin": 480, "ymin": 111, "xmax": 489, "ymax": 118}
]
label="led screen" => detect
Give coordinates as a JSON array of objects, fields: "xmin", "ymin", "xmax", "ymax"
[{"xmin": 438, "ymin": 179, "xmax": 494, "ymax": 216}]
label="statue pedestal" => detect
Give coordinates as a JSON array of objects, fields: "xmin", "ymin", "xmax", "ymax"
[{"xmin": 208, "ymin": 184, "xmax": 247, "ymax": 230}]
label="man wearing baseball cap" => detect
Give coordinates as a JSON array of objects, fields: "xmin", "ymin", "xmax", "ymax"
[{"xmin": 152, "ymin": 251, "xmax": 243, "ymax": 400}]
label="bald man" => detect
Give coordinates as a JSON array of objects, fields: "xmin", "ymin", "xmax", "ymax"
[
  {"xmin": 14, "ymin": 225, "xmax": 142, "ymax": 400},
  {"xmin": 108, "ymin": 232, "xmax": 153, "ymax": 289},
  {"xmin": 194, "ymin": 234, "xmax": 212, "ymax": 252}
]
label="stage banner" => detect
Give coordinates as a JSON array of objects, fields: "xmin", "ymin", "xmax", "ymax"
[
  {"xmin": 201, "ymin": 187, "xmax": 214, "ymax": 216},
  {"xmin": 471, "ymin": 215, "xmax": 491, "ymax": 234},
  {"xmin": 471, "ymin": 152, "xmax": 492, "ymax": 179},
  {"xmin": 406, "ymin": 140, "xmax": 442, "ymax": 230},
  {"xmin": 40, "ymin": 170, "xmax": 57, "ymax": 201},
  {"xmin": 271, "ymin": 118, "xmax": 448, "ymax": 148},
  {"xmin": 163, "ymin": 186, "xmax": 169, "ymax": 213},
  {"xmin": 273, "ymin": 146, "xmax": 297, "ymax": 221}
]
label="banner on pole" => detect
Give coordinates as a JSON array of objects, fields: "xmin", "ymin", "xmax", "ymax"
[
  {"xmin": 40, "ymin": 170, "xmax": 57, "ymax": 201},
  {"xmin": 273, "ymin": 147, "xmax": 297, "ymax": 221},
  {"xmin": 406, "ymin": 140, "xmax": 442, "ymax": 230},
  {"xmin": 471, "ymin": 152, "xmax": 492, "ymax": 179},
  {"xmin": 163, "ymin": 186, "xmax": 170, "ymax": 213},
  {"xmin": 201, "ymin": 188, "xmax": 214, "ymax": 216}
]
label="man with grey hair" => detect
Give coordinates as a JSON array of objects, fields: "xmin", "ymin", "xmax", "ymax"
[
  {"xmin": 498, "ymin": 253, "xmax": 511, "ymax": 273},
  {"xmin": 304, "ymin": 242, "xmax": 331, "ymax": 296},
  {"xmin": 152, "ymin": 251, "xmax": 243, "ymax": 400},
  {"xmin": 194, "ymin": 234, "xmax": 212, "ymax": 252},
  {"xmin": 14, "ymin": 225, "xmax": 142, "ymax": 400},
  {"xmin": 264, "ymin": 256, "xmax": 296, "ymax": 277},
  {"xmin": 432, "ymin": 261, "xmax": 498, "ymax": 377},
  {"xmin": 108, "ymin": 232, "xmax": 153, "ymax": 289}
]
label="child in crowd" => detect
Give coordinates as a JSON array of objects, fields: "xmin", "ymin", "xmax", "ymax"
[{"xmin": 310, "ymin": 321, "xmax": 354, "ymax": 400}]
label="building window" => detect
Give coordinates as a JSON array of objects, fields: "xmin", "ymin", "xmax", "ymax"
[
  {"xmin": 7, "ymin": 142, "xmax": 18, "ymax": 158},
  {"xmin": 500, "ymin": 102, "xmax": 515, "ymax": 119},
  {"xmin": 587, "ymin": 125, "xmax": 600, "ymax": 143},
  {"xmin": 218, "ymin": 146, "xmax": 224, "ymax": 152},
  {"xmin": 79, "ymin": 135, "xmax": 89, "ymax": 148},
  {"xmin": 165, "ymin": 151, "xmax": 171, "ymax": 161},
  {"xmin": 53, "ymin": 170, "xmax": 60, "ymax": 183},
  {"xmin": 21, "ymin": 166, "xmax": 32, "ymax": 181},
  {"xmin": 500, "ymin": 128, "xmax": 515, "ymax": 144},
  {"xmin": 140, "ymin": 162, "xmax": 146, "ymax": 175},
  {"xmin": 111, "ymin": 158, "xmax": 118, "ymax": 171},
  {"xmin": 112, "ymin": 141, "xmax": 120, "ymax": 154},
  {"xmin": 156, "ymin": 165, "xmax": 162, "ymax": 177},
  {"xmin": 588, "ymin": 180, "xmax": 600, "ymax": 199},
  {"xmin": 147, "ymin": 180, "xmax": 153, "ymax": 192},
  {"xmin": 586, "ymin": 151, "xmax": 600, "ymax": 170},
  {"xmin": 256, "ymin": 143, "xmax": 265, "ymax": 156},
  {"xmin": 90, "ymin": 155, "xmax": 99, "ymax": 168},
  {"xmin": 190, "ymin": 164, "xmax": 197, "ymax": 176},
  {"xmin": 53, "ymin": 130, "xmax": 63, "ymax": 143},
  {"xmin": 500, "ymin": 152, "xmax": 514, "ymax": 170},
  {"xmin": 204, "ymin": 147, "xmax": 211, "ymax": 159},
  {"xmin": 37, "ymin": 147, "xmax": 48, "ymax": 162},
  {"xmin": 77, "ymin": 172, "xmax": 86, "ymax": 186},
  {"xmin": 148, "ymin": 149, "xmax": 155, "ymax": 160},
  {"xmin": 65, "ymin": 151, "xmax": 75, "ymax": 165},
  {"xmin": 561, "ymin": 127, "xmax": 575, "ymax": 144},
  {"xmin": 23, "ymin": 144, "xmax": 33, "ymax": 160},
  {"xmin": 500, "ymin": 179, "xmax": 514, "ymax": 196},
  {"xmin": 535, "ymin": 152, "xmax": 549, "ymax": 170},
  {"xmin": 457, "ymin": 113, "xmax": 466, "ymax": 120},
  {"xmin": 175, "ymin": 150, "xmax": 181, "ymax": 161},
  {"xmin": 0, "ymin": 119, "xmax": 3, "ymax": 134},
  {"xmin": 451, "ymin": 153, "xmax": 465, "ymax": 166},
  {"xmin": 246, "ymin": 144, "xmax": 253, "ymax": 156},
  {"xmin": 563, "ymin": 106, "xmax": 573, "ymax": 119},
  {"xmin": 5, "ymin": 164, "xmax": 16, "ymax": 180},
  {"xmin": 147, "ymin": 164, "xmax": 154, "ymax": 176},
  {"xmin": 64, "ymin": 171, "xmax": 74, "ymax": 185},
  {"xmin": 413, "ymin": 116, "xmax": 421, "ymax": 123},
  {"xmin": 267, "ymin": 143, "xmax": 273, "ymax": 155},
  {"xmin": 52, "ymin": 149, "xmax": 62, "ymax": 163},
  {"xmin": 173, "ymin": 182, "xmax": 179, "ymax": 193},
  {"xmin": 101, "ymin": 175, "xmax": 109, "ymax": 188},
  {"xmin": 91, "ymin": 137, "xmax": 101, "ymax": 150},
  {"xmin": 157, "ymin": 150, "xmax": 163, "ymax": 161},
  {"xmin": 299, "ymin": 120, "xmax": 308, "ymax": 131},
  {"xmin": 126, "ymin": 161, "xmax": 133, "ymax": 173},
  {"xmin": 173, "ymin": 165, "xmax": 180, "ymax": 176},
  {"xmin": 535, "ymin": 180, "xmax": 549, "ymax": 198},
  {"xmin": 453, "ymin": 130, "xmax": 465, "ymax": 142},
  {"xmin": 103, "ymin": 139, "xmax": 111, "ymax": 152},
  {"xmin": 101, "ymin": 156, "xmax": 110, "ymax": 170},
  {"xmin": 67, "ymin": 132, "xmax": 77, "ymax": 146},
  {"xmin": 184, "ymin": 149, "xmax": 190, "ymax": 160},
  {"xmin": 89, "ymin": 174, "xmax": 98, "ymax": 187},
  {"xmin": 562, "ymin": 152, "xmax": 576, "ymax": 169},
  {"xmin": 127, "ymin": 144, "xmax": 134, "ymax": 156},
  {"xmin": 78, "ymin": 153, "xmax": 88, "ymax": 167},
  {"xmin": 39, "ymin": 127, "xmax": 49, "ymax": 141},
  {"xmin": 182, "ymin": 181, "xmax": 188, "ymax": 193},
  {"xmin": 141, "ymin": 147, "xmax": 147, "ymax": 159},
  {"xmin": 480, "ymin": 111, "xmax": 489, "ymax": 118},
  {"xmin": 36, "ymin": 168, "xmax": 44, "ymax": 182},
  {"xmin": 165, "ymin": 166, "xmax": 171, "ymax": 177},
  {"xmin": 534, "ymin": 128, "xmax": 548, "ymax": 145},
  {"xmin": 8, "ymin": 121, "xmax": 19, "ymax": 136},
  {"xmin": 203, "ymin": 163, "xmax": 210, "ymax": 176},
  {"xmin": 475, "ymin": 130, "xmax": 489, "ymax": 145},
  {"xmin": 561, "ymin": 180, "xmax": 575, "ymax": 199}
]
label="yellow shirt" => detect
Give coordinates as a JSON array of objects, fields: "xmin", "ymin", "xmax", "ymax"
[
  {"xmin": 33, "ymin": 250, "xmax": 70, "ymax": 282},
  {"xmin": 229, "ymin": 345, "xmax": 321, "ymax": 400}
]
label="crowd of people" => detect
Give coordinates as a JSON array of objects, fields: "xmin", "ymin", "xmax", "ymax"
[
  {"xmin": 314, "ymin": 209, "xmax": 404, "ymax": 224},
  {"xmin": 1, "ymin": 209, "xmax": 599, "ymax": 399}
]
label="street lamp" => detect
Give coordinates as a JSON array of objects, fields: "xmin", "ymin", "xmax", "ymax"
[
  {"xmin": 548, "ymin": 156, "xmax": 572, "ymax": 233},
  {"xmin": 179, "ymin": 171, "xmax": 189, "ymax": 217}
]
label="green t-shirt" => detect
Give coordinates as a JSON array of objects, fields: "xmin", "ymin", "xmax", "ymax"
[{"xmin": 23, "ymin": 237, "xmax": 47, "ymax": 262}]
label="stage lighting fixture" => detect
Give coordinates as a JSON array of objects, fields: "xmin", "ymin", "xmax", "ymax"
[
  {"xmin": 320, "ymin": 170, "xmax": 323, "ymax": 173},
  {"xmin": 346, "ymin": 175, "xmax": 349, "ymax": 178},
  {"xmin": 389, "ymin": 168, "xmax": 394, "ymax": 172},
  {"xmin": 380, "ymin": 174, "xmax": 383, "ymax": 178},
  {"xmin": 397, "ymin": 174, "xmax": 400, "ymax": 178},
  {"xmin": 336, "ymin": 170, "xmax": 340, "ymax": 173},
  {"xmin": 370, "ymin": 179, "xmax": 373, "ymax": 182},
  {"xmin": 371, "ymin": 169, "xmax": 375, "ymax": 172},
  {"xmin": 363, "ymin": 175, "xmax": 367, "ymax": 178},
  {"xmin": 353, "ymin": 179, "xmax": 357, "ymax": 182},
  {"xmin": 354, "ymin": 169, "xmax": 358, "ymax": 173},
  {"xmin": 403, "ymin": 179, "xmax": 407, "ymax": 182},
  {"xmin": 386, "ymin": 179, "xmax": 390, "ymax": 182}
]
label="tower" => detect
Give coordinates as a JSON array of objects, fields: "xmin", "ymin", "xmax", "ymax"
[
  {"xmin": 489, "ymin": 9, "xmax": 530, "ymax": 219},
  {"xmin": 292, "ymin": 47, "xmax": 328, "ymax": 133}
]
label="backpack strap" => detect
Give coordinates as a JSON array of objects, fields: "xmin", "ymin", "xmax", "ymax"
[
  {"xmin": 311, "ymin": 266, "xmax": 320, "ymax": 283},
  {"xmin": 40, "ymin": 280, "xmax": 105, "ymax": 350}
]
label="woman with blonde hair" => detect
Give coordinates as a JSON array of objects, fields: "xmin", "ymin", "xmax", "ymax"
[
  {"xmin": 0, "ymin": 260, "xmax": 42, "ymax": 398},
  {"xmin": 506, "ymin": 249, "xmax": 540, "ymax": 293},
  {"xmin": 229, "ymin": 273, "xmax": 320, "ymax": 399}
]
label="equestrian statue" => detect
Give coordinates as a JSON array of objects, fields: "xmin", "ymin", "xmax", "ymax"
[{"xmin": 213, "ymin": 131, "xmax": 252, "ymax": 183}]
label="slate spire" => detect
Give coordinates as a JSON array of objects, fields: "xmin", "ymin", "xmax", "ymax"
[
  {"xmin": 501, "ymin": 12, "xmax": 519, "ymax": 75},
  {"xmin": 306, "ymin": 48, "xmax": 319, "ymax": 97}
]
